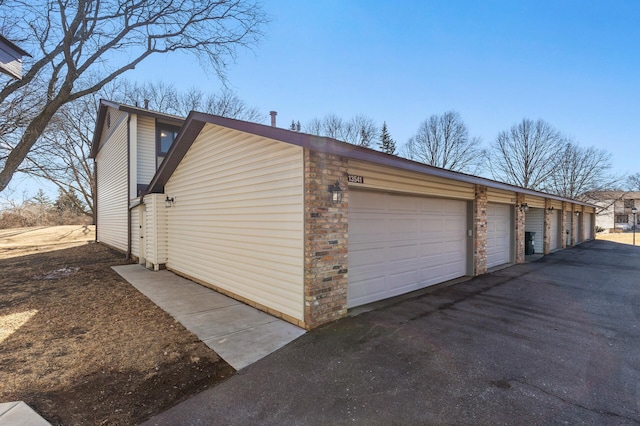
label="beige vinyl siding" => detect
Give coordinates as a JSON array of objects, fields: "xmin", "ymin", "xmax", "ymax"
[
  {"xmin": 137, "ymin": 116, "xmax": 157, "ymax": 185},
  {"xmin": 348, "ymin": 159, "xmax": 475, "ymax": 200},
  {"xmin": 550, "ymin": 200, "xmax": 563, "ymax": 210},
  {"xmin": 165, "ymin": 124, "xmax": 305, "ymax": 321},
  {"xmin": 144, "ymin": 194, "xmax": 168, "ymax": 269},
  {"xmin": 524, "ymin": 195, "xmax": 545, "ymax": 208},
  {"xmin": 131, "ymin": 203, "xmax": 140, "ymax": 258},
  {"xmin": 98, "ymin": 108, "xmax": 127, "ymax": 153},
  {"xmin": 487, "ymin": 188, "xmax": 515, "ymax": 204},
  {"xmin": 95, "ymin": 112, "xmax": 129, "ymax": 252}
]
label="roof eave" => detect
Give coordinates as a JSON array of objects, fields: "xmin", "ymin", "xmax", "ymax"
[{"xmin": 145, "ymin": 112, "xmax": 597, "ymax": 209}]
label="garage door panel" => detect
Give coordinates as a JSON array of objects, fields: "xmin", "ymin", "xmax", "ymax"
[
  {"xmin": 349, "ymin": 276, "xmax": 386, "ymax": 304},
  {"xmin": 487, "ymin": 203, "xmax": 511, "ymax": 269},
  {"xmin": 389, "ymin": 269, "xmax": 420, "ymax": 288},
  {"xmin": 389, "ymin": 218, "xmax": 419, "ymax": 234},
  {"xmin": 418, "ymin": 197, "xmax": 444, "ymax": 212},
  {"xmin": 350, "ymin": 246, "xmax": 386, "ymax": 266},
  {"xmin": 388, "ymin": 244, "xmax": 418, "ymax": 261},
  {"xmin": 348, "ymin": 191, "xmax": 467, "ymax": 308},
  {"xmin": 550, "ymin": 210, "xmax": 560, "ymax": 250}
]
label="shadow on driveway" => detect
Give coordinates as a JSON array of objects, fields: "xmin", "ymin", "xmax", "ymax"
[{"xmin": 145, "ymin": 240, "xmax": 640, "ymax": 425}]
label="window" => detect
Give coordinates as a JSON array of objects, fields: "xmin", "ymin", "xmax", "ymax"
[
  {"xmin": 157, "ymin": 124, "xmax": 180, "ymax": 156},
  {"xmin": 624, "ymin": 199, "xmax": 635, "ymax": 209},
  {"xmin": 615, "ymin": 214, "xmax": 628, "ymax": 223}
]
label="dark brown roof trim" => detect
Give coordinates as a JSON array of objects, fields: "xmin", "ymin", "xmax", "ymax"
[
  {"xmin": 0, "ymin": 34, "xmax": 31, "ymax": 57},
  {"xmin": 146, "ymin": 112, "xmax": 595, "ymax": 208},
  {"xmin": 89, "ymin": 99, "xmax": 185, "ymax": 158}
]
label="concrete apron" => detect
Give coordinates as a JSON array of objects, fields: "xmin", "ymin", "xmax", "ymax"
[{"xmin": 112, "ymin": 265, "xmax": 306, "ymax": 370}]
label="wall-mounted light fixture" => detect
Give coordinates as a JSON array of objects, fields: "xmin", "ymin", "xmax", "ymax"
[
  {"xmin": 575, "ymin": 210, "xmax": 580, "ymax": 216},
  {"xmin": 165, "ymin": 196, "xmax": 175, "ymax": 208},
  {"xmin": 517, "ymin": 203, "xmax": 529, "ymax": 212},
  {"xmin": 547, "ymin": 206, "xmax": 554, "ymax": 212},
  {"xmin": 328, "ymin": 181, "xmax": 343, "ymax": 204}
]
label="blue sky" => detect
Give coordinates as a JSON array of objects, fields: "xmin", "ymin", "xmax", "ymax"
[{"xmin": 9, "ymin": 0, "xmax": 640, "ymax": 199}]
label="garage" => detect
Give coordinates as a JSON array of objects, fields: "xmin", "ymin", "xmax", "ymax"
[
  {"xmin": 486, "ymin": 203, "xmax": 511, "ymax": 268},
  {"xmin": 585, "ymin": 213, "xmax": 594, "ymax": 239},
  {"xmin": 348, "ymin": 190, "xmax": 468, "ymax": 308},
  {"xmin": 549, "ymin": 209, "xmax": 561, "ymax": 251},
  {"xmin": 524, "ymin": 208, "xmax": 544, "ymax": 255},
  {"xmin": 565, "ymin": 212, "xmax": 573, "ymax": 246}
]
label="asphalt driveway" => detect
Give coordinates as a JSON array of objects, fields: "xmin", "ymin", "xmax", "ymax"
[{"xmin": 145, "ymin": 240, "xmax": 640, "ymax": 425}]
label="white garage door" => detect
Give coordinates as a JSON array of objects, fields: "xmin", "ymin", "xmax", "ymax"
[
  {"xmin": 487, "ymin": 203, "xmax": 511, "ymax": 268},
  {"xmin": 348, "ymin": 191, "xmax": 468, "ymax": 308},
  {"xmin": 586, "ymin": 213, "xmax": 594, "ymax": 239},
  {"xmin": 550, "ymin": 209, "xmax": 560, "ymax": 251}
]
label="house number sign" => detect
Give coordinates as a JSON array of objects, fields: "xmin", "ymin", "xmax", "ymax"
[{"xmin": 348, "ymin": 174, "xmax": 364, "ymax": 184}]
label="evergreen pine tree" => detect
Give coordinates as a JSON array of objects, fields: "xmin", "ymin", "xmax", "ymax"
[
  {"xmin": 32, "ymin": 189, "xmax": 52, "ymax": 206},
  {"xmin": 378, "ymin": 121, "xmax": 396, "ymax": 155}
]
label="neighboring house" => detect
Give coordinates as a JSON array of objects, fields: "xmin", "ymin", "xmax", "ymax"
[
  {"xmin": 0, "ymin": 35, "xmax": 30, "ymax": 80},
  {"xmin": 585, "ymin": 191, "xmax": 640, "ymax": 232},
  {"xmin": 90, "ymin": 100, "xmax": 597, "ymax": 330}
]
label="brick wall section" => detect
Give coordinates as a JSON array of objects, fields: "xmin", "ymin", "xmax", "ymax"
[
  {"xmin": 515, "ymin": 193, "xmax": 526, "ymax": 263},
  {"xmin": 303, "ymin": 149, "xmax": 349, "ymax": 329},
  {"xmin": 474, "ymin": 185, "xmax": 488, "ymax": 275},
  {"xmin": 543, "ymin": 199, "xmax": 552, "ymax": 254}
]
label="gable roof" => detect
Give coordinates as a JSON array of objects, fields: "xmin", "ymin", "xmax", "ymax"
[
  {"xmin": 145, "ymin": 111, "xmax": 596, "ymax": 208},
  {"xmin": 89, "ymin": 99, "xmax": 184, "ymax": 158},
  {"xmin": 583, "ymin": 190, "xmax": 640, "ymax": 200},
  {"xmin": 0, "ymin": 34, "xmax": 31, "ymax": 80}
]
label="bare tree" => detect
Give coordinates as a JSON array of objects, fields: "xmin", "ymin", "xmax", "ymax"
[
  {"xmin": 544, "ymin": 142, "xmax": 622, "ymax": 199},
  {"xmin": 405, "ymin": 111, "xmax": 483, "ymax": 173},
  {"xmin": 118, "ymin": 81, "xmax": 265, "ymax": 122},
  {"xmin": 628, "ymin": 173, "xmax": 640, "ymax": 191},
  {"xmin": 489, "ymin": 118, "xmax": 565, "ymax": 189},
  {"xmin": 38, "ymin": 85, "xmax": 258, "ymax": 220},
  {"xmin": 19, "ymin": 80, "xmax": 263, "ymax": 222},
  {"xmin": 21, "ymin": 93, "xmax": 98, "ymax": 219},
  {"xmin": 0, "ymin": 0, "xmax": 267, "ymax": 193},
  {"xmin": 304, "ymin": 113, "xmax": 378, "ymax": 147}
]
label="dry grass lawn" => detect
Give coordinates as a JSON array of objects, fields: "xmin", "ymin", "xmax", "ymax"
[
  {"xmin": 0, "ymin": 226, "xmax": 234, "ymax": 425},
  {"xmin": 596, "ymin": 232, "xmax": 640, "ymax": 246}
]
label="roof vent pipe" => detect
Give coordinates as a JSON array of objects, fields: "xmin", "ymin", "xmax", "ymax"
[{"xmin": 270, "ymin": 111, "xmax": 277, "ymax": 127}]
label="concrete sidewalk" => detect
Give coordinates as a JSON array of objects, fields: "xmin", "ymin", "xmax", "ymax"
[
  {"xmin": 0, "ymin": 401, "xmax": 50, "ymax": 426},
  {"xmin": 112, "ymin": 265, "xmax": 305, "ymax": 370}
]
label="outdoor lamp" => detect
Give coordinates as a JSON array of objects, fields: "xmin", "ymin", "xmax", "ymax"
[
  {"xmin": 328, "ymin": 181, "xmax": 343, "ymax": 204},
  {"xmin": 165, "ymin": 196, "xmax": 175, "ymax": 208},
  {"xmin": 575, "ymin": 211, "xmax": 580, "ymax": 216},
  {"xmin": 547, "ymin": 206, "xmax": 554, "ymax": 212},
  {"xmin": 518, "ymin": 203, "xmax": 529, "ymax": 212}
]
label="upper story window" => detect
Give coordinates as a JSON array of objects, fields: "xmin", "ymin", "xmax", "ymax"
[
  {"xmin": 624, "ymin": 199, "xmax": 635, "ymax": 209},
  {"xmin": 615, "ymin": 214, "xmax": 629, "ymax": 223},
  {"xmin": 157, "ymin": 124, "xmax": 180, "ymax": 156}
]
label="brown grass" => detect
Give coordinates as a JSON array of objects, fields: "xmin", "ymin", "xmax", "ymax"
[
  {"xmin": 0, "ymin": 226, "xmax": 234, "ymax": 425},
  {"xmin": 596, "ymin": 232, "xmax": 640, "ymax": 246}
]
